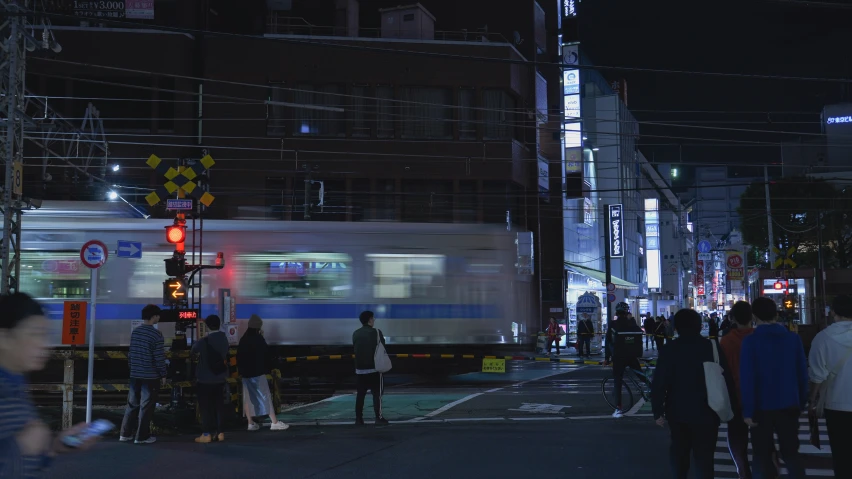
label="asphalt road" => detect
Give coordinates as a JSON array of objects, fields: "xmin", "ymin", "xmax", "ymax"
[{"xmin": 42, "ymin": 354, "xmax": 835, "ymax": 478}]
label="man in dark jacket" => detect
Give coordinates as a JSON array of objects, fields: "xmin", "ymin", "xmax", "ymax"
[
  {"xmin": 191, "ymin": 315, "xmax": 230, "ymax": 443},
  {"xmin": 605, "ymin": 302, "xmax": 645, "ymax": 418},
  {"xmin": 652, "ymin": 308, "xmax": 736, "ymax": 479},
  {"xmin": 643, "ymin": 314, "xmax": 656, "ymax": 351},
  {"xmin": 353, "ymin": 310, "xmax": 389, "ymax": 426},
  {"xmin": 740, "ymin": 297, "xmax": 808, "ymax": 479},
  {"xmin": 576, "ymin": 314, "xmax": 594, "ymax": 358}
]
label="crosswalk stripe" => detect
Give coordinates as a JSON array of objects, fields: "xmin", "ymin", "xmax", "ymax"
[{"xmin": 713, "ymin": 420, "xmax": 833, "ymax": 478}]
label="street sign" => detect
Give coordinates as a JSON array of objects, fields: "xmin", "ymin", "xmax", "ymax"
[
  {"xmin": 697, "ymin": 241, "xmax": 712, "ymax": 254},
  {"xmin": 163, "ymin": 278, "xmax": 188, "ymax": 306},
  {"xmin": 117, "ymin": 240, "xmax": 142, "ymax": 259},
  {"xmin": 166, "ymin": 199, "xmax": 193, "ymax": 210},
  {"xmin": 145, "ymin": 154, "xmax": 216, "ymax": 207},
  {"xmin": 482, "ymin": 358, "xmax": 506, "ymax": 373},
  {"xmin": 61, "ymin": 301, "xmax": 87, "ymax": 345},
  {"xmin": 697, "ymin": 253, "xmax": 712, "ymax": 261},
  {"xmin": 606, "ymin": 283, "xmax": 615, "ymax": 292},
  {"xmin": 606, "ymin": 293, "xmax": 616, "ymax": 303},
  {"xmin": 772, "ymin": 246, "xmax": 797, "ymax": 269},
  {"xmin": 12, "ymin": 161, "xmax": 22, "ymax": 196},
  {"xmin": 80, "ymin": 240, "xmax": 108, "ymax": 269}
]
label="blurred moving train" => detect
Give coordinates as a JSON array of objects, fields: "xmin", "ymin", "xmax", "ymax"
[{"xmin": 20, "ymin": 202, "xmax": 535, "ymax": 349}]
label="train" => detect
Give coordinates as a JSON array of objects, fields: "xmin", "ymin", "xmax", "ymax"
[{"xmin": 19, "ymin": 202, "xmax": 535, "ymax": 350}]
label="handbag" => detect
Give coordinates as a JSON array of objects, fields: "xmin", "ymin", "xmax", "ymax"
[
  {"xmin": 704, "ymin": 339, "xmax": 734, "ymax": 422},
  {"xmin": 814, "ymin": 344, "xmax": 852, "ymax": 418},
  {"xmin": 374, "ymin": 328, "xmax": 392, "ymax": 373}
]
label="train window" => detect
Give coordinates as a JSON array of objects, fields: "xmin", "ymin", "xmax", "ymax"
[
  {"xmin": 18, "ymin": 251, "xmax": 109, "ymax": 300},
  {"xmin": 236, "ymin": 253, "xmax": 352, "ymax": 300},
  {"xmin": 367, "ymin": 254, "xmax": 445, "ymax": 299},
  {"xmin": 127, "ymin": 253, "xmax": 219, "ymax": 298}
]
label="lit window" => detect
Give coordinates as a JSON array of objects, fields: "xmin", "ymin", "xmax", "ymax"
[
  {"xmin": 367, "ymin": 254, "xmax": 445, "ymax": 299},
  {"xmin": 238, "ymin": 253, "xmax": 352, "ymax": 300}
]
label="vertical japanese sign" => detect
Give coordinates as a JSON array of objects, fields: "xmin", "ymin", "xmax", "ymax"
[
  {"xmin": 61, "ymin": 301, "xmax": 88, "ymax": 345},
  {"xmin": 608, "ymin": 204, "xmax": 624, "ymax": 258}
]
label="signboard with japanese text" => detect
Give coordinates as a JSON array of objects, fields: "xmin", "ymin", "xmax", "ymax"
[
  {"xmin": 608, "ymin": 204, "xmax": 624, "ymax": 258},
  {"xmin": 482, "ymin": 358, "xmax": 506, "ymax": 373},
  {"xmin": 61, "ymin": 301, "xmax": 87, "ymax": 345},
  {"xmin": 57, "ymin": 0, "xmax": 155, "ymax": 19},
  {"xmin": 726, "ymin": 251, "xmax": 744, "ymax": 281}
]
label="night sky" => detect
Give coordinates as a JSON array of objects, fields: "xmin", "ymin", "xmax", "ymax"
[{"xmin": 578, "ymin": 0, "xmax": 852, "ymax": 178}]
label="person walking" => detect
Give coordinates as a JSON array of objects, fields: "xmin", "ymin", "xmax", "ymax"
[
  {"xmin": 644, "ymin": 314, "xmax": 656, "ymax": 351},
  {"xmin": 605, "ymin": 302, "xmax": 645, "ymax": 418},
  {"xmin": 237, "ymin": 314, "xmax": 289, "ymax": 432},
  {"xmin": 576, "ymin": 314, "xmax": 594, "ymax": 358},
  {"xmin": 740, "ymin": 297, "xmax": 808, "ymax": 479},
  {"xmin": 192, "ymin": 315, "xmax": 230, "ymax": 443},
  {"xmin": 353, "ymin": 310, "xmax": 389, "ymax": 426},
  {"xmin": 120, "ymin": 304, "xmax": 167, "ymax": 444},
  {"xmin": 652, "ymin": 308, "xmax": 736, "ymax": 479},
  {"xmin": 719, "ymin": 301, "xmax": 755, "ymax": 479},
  {"xmin": 664, "ymin": 316, "xmax": 675, "ymax": 345},
  {"xmin": 807, "ymin": 294, "xmax": 852, "ymax": 478},
  {"xmin": 1, "ymin": 293, "xmax": 105, "ymax": 478},
  {"xmin": 545, "ymin": 318, "xmax": 564, "ymax": 356}
]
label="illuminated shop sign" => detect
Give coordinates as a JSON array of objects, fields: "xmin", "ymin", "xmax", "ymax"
[
  {"xmin": 563, "ymin": 0, "xmax": 576, "ymax": 17},
  {"xmin": 608, "ymin": 204, "xmax": 624, "ymax": 258},
  {"xmin": 644, "ymin": 198, "xmax": 661, "ymax": 290},
  {"xmin": 826, "ymin": 116, "xmax": 852, "ymax": 124}
]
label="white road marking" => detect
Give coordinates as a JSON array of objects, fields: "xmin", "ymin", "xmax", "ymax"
[
  {"xmin": 280, "ymin": 394, "xmax": 352, "ymax": 412},
  {"xmin": 422, "ymin": 393, "xmax": 485, "ymax": 418}
]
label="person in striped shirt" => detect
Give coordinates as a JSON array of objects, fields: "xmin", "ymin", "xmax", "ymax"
[
  {"xmin": 1, "ymin": 293, "xmax": 100, "ymax": 478},
  {"xmin": 119, "ymin": 305, "xmax": 167, "ymax": 444}
]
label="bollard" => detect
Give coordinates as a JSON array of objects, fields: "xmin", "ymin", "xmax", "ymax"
[{"xmin": 62, "ymin": 359, "xmax": 74, "ymax": 430}]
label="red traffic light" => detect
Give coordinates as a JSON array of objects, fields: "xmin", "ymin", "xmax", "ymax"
[
  {"xmin": 166, "ymin": 225, "xmax": 186, "ymax": 244},
  {"xmin": 773, "ymin": 281, "xmax": 783, "ymax": 290}
]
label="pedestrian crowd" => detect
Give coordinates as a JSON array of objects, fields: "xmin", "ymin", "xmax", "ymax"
[{"xmin": 650, "ymin": 295, "xmax": 851, "ymax": 479}]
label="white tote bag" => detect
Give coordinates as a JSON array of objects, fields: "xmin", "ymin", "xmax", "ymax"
[
  {"xmin": 704, "ymin": 339, "xmax": 734, "ymax": 423},
  {"xmin": 374, "ymin": 328, "xmax": 392, "ymax": 373}
]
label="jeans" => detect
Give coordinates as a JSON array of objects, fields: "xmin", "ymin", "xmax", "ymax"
[
  {"xmin": 751, "ymin": 408, "xmax": 805, "ymax": 479},
  {"xmin": 669, "ymin": 421, "xmax": 719, "ymax": 479},
  {"xmin": 825, "ymin": 409, "xmax": 852, "ymax": 478},
  {"xmin": 727, "ymin": 412, "xmax": 752, "ymax": 479},
  {"xmin": 612, "ymin": 357, "xmax": 641, "ymax": 409},
  {"xmin": 546, "ymin": 338, "xmax": 560, "ymax": 354},
  {"xmin": 355, "ymin": 372, "xmax": 383, "ymax": 420},
  {"xmin": 645, "ymin": 333, "xmax": 655, "ymax": 349},
  {"xmin": 197, "ymin": 382, "xmax": 226, "ymax": 435},
  {"xmin": 578, "ymin": 336, "xmax": 591, "ymax": 356},
  {"xmin": 119, "ymin": 378, "xmax": 160, "ymax": 441}
]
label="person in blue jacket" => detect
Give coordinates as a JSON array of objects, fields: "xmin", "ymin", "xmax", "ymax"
[{"xmin": 740, "ymin": 297, "xmax": 808, "ymax": 479}]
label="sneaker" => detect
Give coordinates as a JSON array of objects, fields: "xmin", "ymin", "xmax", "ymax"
[
  {"xmin": 270, "ymin": 421, "xmax": 289, "ymax": 431},
  {"xmin": 119, "ymin": 436, "xmax": 133, "ymax": 443},
  {"xmin": 375, "ymin": 417, "xmax": 389, "ymax": 426},
  {"xmin": 247, "ymin": 423, "xmax": 260, "ymax": 431},
  {"xmin": 135, "ymin": 437, "xmax": 157, "ymax": 444},
  {"xmin": 194, "ymin": 434, "xmax": 212, "ymax": 444},
  {"xmin": 355, "ymin": 418, "xmax": 365, "ymax": 425},
  {"xmin": 612, "ymin": 409, "xmax": 624, "ymax": 418}
]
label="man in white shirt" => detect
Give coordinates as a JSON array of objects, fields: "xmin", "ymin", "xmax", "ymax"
[{"xmin": 808, "ymin": 294, "xmax": 852, "ymax": 478}]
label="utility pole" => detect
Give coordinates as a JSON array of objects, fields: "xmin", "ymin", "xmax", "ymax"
[
  {"xmin": 764, "ymin": 166, "xmax": 776, "ymax": 267},
  {"xmin": 1, "ymin": 0, "xmax": 27, "ymax": 295}
]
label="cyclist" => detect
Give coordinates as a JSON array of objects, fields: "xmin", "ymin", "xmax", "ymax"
[{"xmin": 605, "ymin": 302, "xmax": 646, "ymax": 417}]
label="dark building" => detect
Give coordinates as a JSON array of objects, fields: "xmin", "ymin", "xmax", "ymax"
[{"xmin": 28, "ymin": 0, "xmax": 567, "ymax": 330}]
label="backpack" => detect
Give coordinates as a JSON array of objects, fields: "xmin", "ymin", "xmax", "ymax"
[{"xmin": 613, "ymin": 325, "xmax": 643, "ymax": 358}]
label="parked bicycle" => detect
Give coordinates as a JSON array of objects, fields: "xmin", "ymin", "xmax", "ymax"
[{"xmin": 601, "ymin": 360, "xmax": 654, "ymax": 413}]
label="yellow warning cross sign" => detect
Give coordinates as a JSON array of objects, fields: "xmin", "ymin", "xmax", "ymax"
[
  {"xmin": 772, "ymin": 246, "xmax": 797, "ymax": 269},
  {"xmin": 145, "ymin": 154, "xmax": 216, "ymax": 207}
]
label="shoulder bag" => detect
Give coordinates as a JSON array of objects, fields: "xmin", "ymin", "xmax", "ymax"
[
  {"xmin": 374, "ymin": 328, "xmax": 392, "ymax": 373},
  {"xmin": 814, "ymin": 344, "xmax": 852, "ymax": 418},
  {"xmin": 205, "ymin": 337, "xmax": 228, "ymax": 375},
  {"xmin": 704, "ymin": 339, "xmax": 734, "ymax": 422}
]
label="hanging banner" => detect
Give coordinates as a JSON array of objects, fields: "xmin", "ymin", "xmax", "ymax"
[{"xmin": 726, "ymin": 251, "xmax": 744, "ymax": 281}]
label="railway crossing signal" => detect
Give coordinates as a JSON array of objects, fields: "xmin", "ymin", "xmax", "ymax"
[
  {"xmin": 145, "ymin": 154, "xmax": 216, "ymax": 207},
  {"xmin": 772, "ymin": 246, "xmax": 797, "ymax": 269},
  {"xmin": 163, "ymin": 278, "xmax": 188, "ymax": 306}
]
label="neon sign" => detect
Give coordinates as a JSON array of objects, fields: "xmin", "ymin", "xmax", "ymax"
[
  {"xmin": 563, "ymin": 0, "xmax": 576, "ymax": 17},
  {"xmin": 827, "ymin": 116, "xmax": 852, "ymax": 124}
]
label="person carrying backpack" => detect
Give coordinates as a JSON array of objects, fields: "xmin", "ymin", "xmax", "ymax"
[
  {"xmin": 605, "ymin": 302, "xmax": 646, "ymax": 418},
  {"xmin": 191, "ymin": 315, "xmax": 230, "ymax": 443}
]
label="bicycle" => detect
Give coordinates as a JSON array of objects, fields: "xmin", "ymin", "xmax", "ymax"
[{"xmin": 601, "ymin": 360, "xmax": 654, "ymax": 412}]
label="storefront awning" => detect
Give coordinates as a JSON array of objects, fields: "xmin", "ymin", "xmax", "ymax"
[{"xmin": 564, "ymin": 262, "xmax": 639, "ymax": 290}]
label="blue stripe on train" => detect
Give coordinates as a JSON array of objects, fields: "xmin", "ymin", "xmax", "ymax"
[{"xmin": 41, "ymin": 303, "xmax": 499, "ymax": 321}]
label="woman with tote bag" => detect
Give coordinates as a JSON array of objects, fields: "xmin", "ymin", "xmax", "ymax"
[{"xmin": 651, "ymin": 308, "xmax": 736, "ymax": 479}]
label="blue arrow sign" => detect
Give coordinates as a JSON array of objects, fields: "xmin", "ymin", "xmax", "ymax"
[
  {"xmin": 117, "ymin": 240, "xmax": 142, "ymax": 259},
  {"xmin": 697, "ymin": 240, "xmax": 712, "ymax": 254}
]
